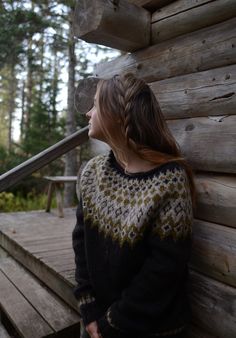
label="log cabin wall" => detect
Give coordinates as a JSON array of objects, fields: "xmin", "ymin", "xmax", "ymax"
[{"xmin": 74, "ymin": 0, "xmax": 236, "ymax": 337}]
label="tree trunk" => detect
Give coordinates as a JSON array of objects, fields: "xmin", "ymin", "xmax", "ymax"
[
  {"xmin": 51, "ymin": 49, "xmax": 58, "ymax": 128},
  {"xmin": 20, "ymin": 80, "xmax": 25, "ymax": 142},
  {"xmin": 8, "ymin": 62, "xmax": 16, "ymax": 150},
  {"xmin": 25, "ymin": 38, "xmax": 33, "ymax": 137},
  {"xmin": 64, "ymin": 7, "xmax": 78, "ymax": 207}
]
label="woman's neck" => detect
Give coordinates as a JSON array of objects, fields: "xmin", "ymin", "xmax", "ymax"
[{"xmin": 112, "ymin": 148, "xmax": 157, "ymax": 174}]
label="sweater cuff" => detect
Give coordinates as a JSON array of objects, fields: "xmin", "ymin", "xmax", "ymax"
[
  {"xmin": 97, "ymin": 310, "xmax": 123, "ymax": 338},
  {"xmin": 76, "ymin": 293, "xmax": 102, "ymax": 326}
]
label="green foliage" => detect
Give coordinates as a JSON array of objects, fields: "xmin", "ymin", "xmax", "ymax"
[
  {"xmin": 22, "ymin": 97, "xmax": 65, "ymax": 156},
  {"xmin": 0, "ymin": 4, "xmax": 51, "ymax": 68},
  {"xmin": 0, "ymin": 0, "xmax": 120, "ymax": 205},
  {"xmin": 0, "ymin": 191, "xmax": 56, "ymax": 212},
  {"xmin": 0, "ymin": 145, "xmax": 26, "ymax": 175}
]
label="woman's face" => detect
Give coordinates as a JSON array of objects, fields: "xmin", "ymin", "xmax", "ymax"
[{"xmin": 86, "ymin": 91, "xmax": 105, "ymax": 141}]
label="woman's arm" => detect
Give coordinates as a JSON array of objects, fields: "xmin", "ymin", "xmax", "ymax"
[{"xmin": 72, "ymin": 198, "xmax": 102, "ymax": 326}]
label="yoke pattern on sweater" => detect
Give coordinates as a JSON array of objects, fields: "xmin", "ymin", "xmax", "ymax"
[{"xmin": 80, "ymin": 154, "xmax": 192, "ymax": 247}]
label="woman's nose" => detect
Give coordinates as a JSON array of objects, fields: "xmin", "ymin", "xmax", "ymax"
[{"xmin": 86, "ymin": 109, "xmax": 92, "ymax": 118}]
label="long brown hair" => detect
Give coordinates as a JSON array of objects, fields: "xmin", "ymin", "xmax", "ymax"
[{"xmin": 96, "ymin": 73, "xmax": 195, "ymax": 202}]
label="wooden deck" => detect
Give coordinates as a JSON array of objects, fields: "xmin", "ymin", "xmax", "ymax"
[{"xmin": 0, "ymin": 208, "xmax": 80, "ymax": 337}]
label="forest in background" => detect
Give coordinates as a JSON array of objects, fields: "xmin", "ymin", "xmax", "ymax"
[{"xmin": 0, "ymin": 0, "xmax": 119, "ymax": 211}]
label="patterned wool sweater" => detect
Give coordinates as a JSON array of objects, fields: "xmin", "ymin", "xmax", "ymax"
[{"xmin": 72, "ymin": 151, "xmax": 193, "ymax": 338}]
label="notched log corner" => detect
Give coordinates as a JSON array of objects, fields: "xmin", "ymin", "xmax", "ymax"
[{"xmin": 74, "ymin": 77, "xmax": 100, "ymax": 115}]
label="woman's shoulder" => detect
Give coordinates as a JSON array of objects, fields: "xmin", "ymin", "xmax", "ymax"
[
  {"xmin": 81, "ymin": 152, "xmax": 110, "ymax": 176},
  {"xmin": 155, "ymin": 161, "xmax": 190, "ymax": 197},
  {"xmin": 76, "ymin": 153, "xmax": 109, "ymax": 197},
  {"xmin": 141, "ymin": 161, "xmax": 188, "ymax": 185},
  {"xmin": 157, "ymin": 161, "xmax": 187, "ymax": 180},
  {"xmin": 157, "ymin": 160, "xmax": 184, "ymax": 174}
]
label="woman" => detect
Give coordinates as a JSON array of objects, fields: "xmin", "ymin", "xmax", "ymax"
[{"xmin": 72, "ymin": 73, "xmax": 194, "ymax": 338}]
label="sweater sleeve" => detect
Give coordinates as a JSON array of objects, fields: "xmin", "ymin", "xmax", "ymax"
[
  {"xmin": 97, "ymin": 180, "xmax": 193, "ymax": 337},
  {"xmin": 72, "ymin": 198, "xmax": 102, "ymax": 325}
]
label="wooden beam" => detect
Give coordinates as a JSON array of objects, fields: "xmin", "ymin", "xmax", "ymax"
[
  {"xmin": 75, "ymin": 66, "xmax": 236, "ymax": 121},
  {"xmin": 150, "ymin": 64, "xmax": 236, "ymax": 119},
  {"xmin": 0, "ymin": 127, "xmax": 88, "ymax": 192},
  {"xmin": 195, "ymin": 174, "xmax": 236, "ymax": 228},
  {"xmin": 0, "ymin": 76, "xmax": 99, "ymax": 192},
  {"xmin": 191, "ymin": 219, "xmax": 236, "ymax": 288},
  {"xmin": 152, "ymin": 0, "xmax": 236, "ymax": 43},
  {"xmin": 167, "ymin": 115, "xmax": 236, "ymax": 173},
  {"xmin": 73, "ymin": 0, "xmax": 150, "ymax": 52},
  {"xmin": 95, "ymin": 17, "xmax": 236, "ymax": 82},
  {"xmin": 128, "ymin": 0, "xmax": 175, "ymax": 11},
  {"xmin": 189, "ymin": 270, "xmax": 236, "ymax": 337}
]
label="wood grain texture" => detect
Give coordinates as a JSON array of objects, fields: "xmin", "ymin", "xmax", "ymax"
[
  {"xmin": 74, "ymin": 0, "xmax": 150, "ymax": 52},
  {"xmin": 74, "ymin": 77, "xmax": 99, "ymax": 115},
  {"xmin": 152, "ymin": 0, "xmax": 236, "ymax": 43},
  {"xmin": 195, "ymin": 173, "xmax": 236, "ymax": 228},
  {"xmin": 0, "ymin": 209, "xmax": 78, "ymax": 311},
  {"xmin": 167, "ymin": 115, "xmax": 236, "ymax": 173},
  {"xmin": 128, "ymin": 0, "xmax": 175, "ymax": 10},
  {"xmin": 0, "ymin": 257, "xmax": 80, "ymax": 332},
  {"xmin": 190, "ymin": 270, "xmax": 236, "ymax": 337},
  {"xmin": 152, "ymin": 0, "xmax": 210, "ymax": 21},
  {"xmin": 95, "ymin": 17, "xmax": 236, "ymax": 82},
  {"xmin": 191, "ymin": 219, "xmax": 236, "ymax": 288},
  {"xmin": 150, "ymin": 64, "xmax": 236, "ymax": 119},
  {"xmin": 0, "ymin": 270, "xmax": 53, "ymax": 338}
]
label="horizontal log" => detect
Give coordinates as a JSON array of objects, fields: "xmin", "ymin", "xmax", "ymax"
[
  {"xmin": 76, "ymin": 66, "xmax": 236, "ymax": 120},
  {"xmin": 152, "ymin": 0, "xmax": 236, "ymax": 43},
  {"xmin": 191, "ymin": 219, "xmax": 236, "ymax": 288},
  {"xmin": 152, "ymin": 0, "xmax": 209, "ymax": 21},
  {"xmin": 149, "ymin": 64, "xmax": 236, "ymax": 119},
  {"xmin": 73, "ymin": 0, "xmax": 150, "ymax": 52},
  {"xmin": 95, "ymin": 17, "xmax": 236, "ymax": 82},
  {"xmin": 189, "ymin": 270, "xmax": 236, "ymax": 337},
  {"xmin": 75, "ymin": 66, "xmax": 236, "ymax": 121},
  {"xmin": 195, "ymin": 173, "xmax": 236, "ymax": 228},
  {"xmin": 128, "ymin": 0, "xmax": 175, "ymax": 10},
  {"xmin": 167, "ymin": 115, "xmax": 236, "ymax": 173}
]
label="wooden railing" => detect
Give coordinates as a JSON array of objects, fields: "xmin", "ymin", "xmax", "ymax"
[{"xmin": 0, "ymin": 126, "xmax": 89, "ymax": 193}]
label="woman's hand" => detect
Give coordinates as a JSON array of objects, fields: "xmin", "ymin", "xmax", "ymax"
[{"xmin": 86, "ymin": 321, "xmax": 102, "ymax": 338}]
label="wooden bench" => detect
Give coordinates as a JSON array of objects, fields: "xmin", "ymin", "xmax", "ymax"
[
  {"xmin": 44, "ymin": 176, "xmax": 77, "ymax": 218},
  {"xmin": 0, "ymin": 253, "xmax": 81, "ymax": 338}
]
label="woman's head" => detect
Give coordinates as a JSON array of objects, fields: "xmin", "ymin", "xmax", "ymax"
[
  {"xmin": 92, "ymin": 73, "xmax": 179, "ymax": 157},
  {"xmin": 86, "ymin": 73, "xmax": 195, "ymax": 202}
]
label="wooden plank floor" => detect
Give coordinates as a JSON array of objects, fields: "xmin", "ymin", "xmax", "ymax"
[
  {"xmin": 0, "ymin": 253, "xmax": 80, "ymax": 338},
  {"xmin": 0, "ymin": 208, "xmax": 78, "ymax": 311}
]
